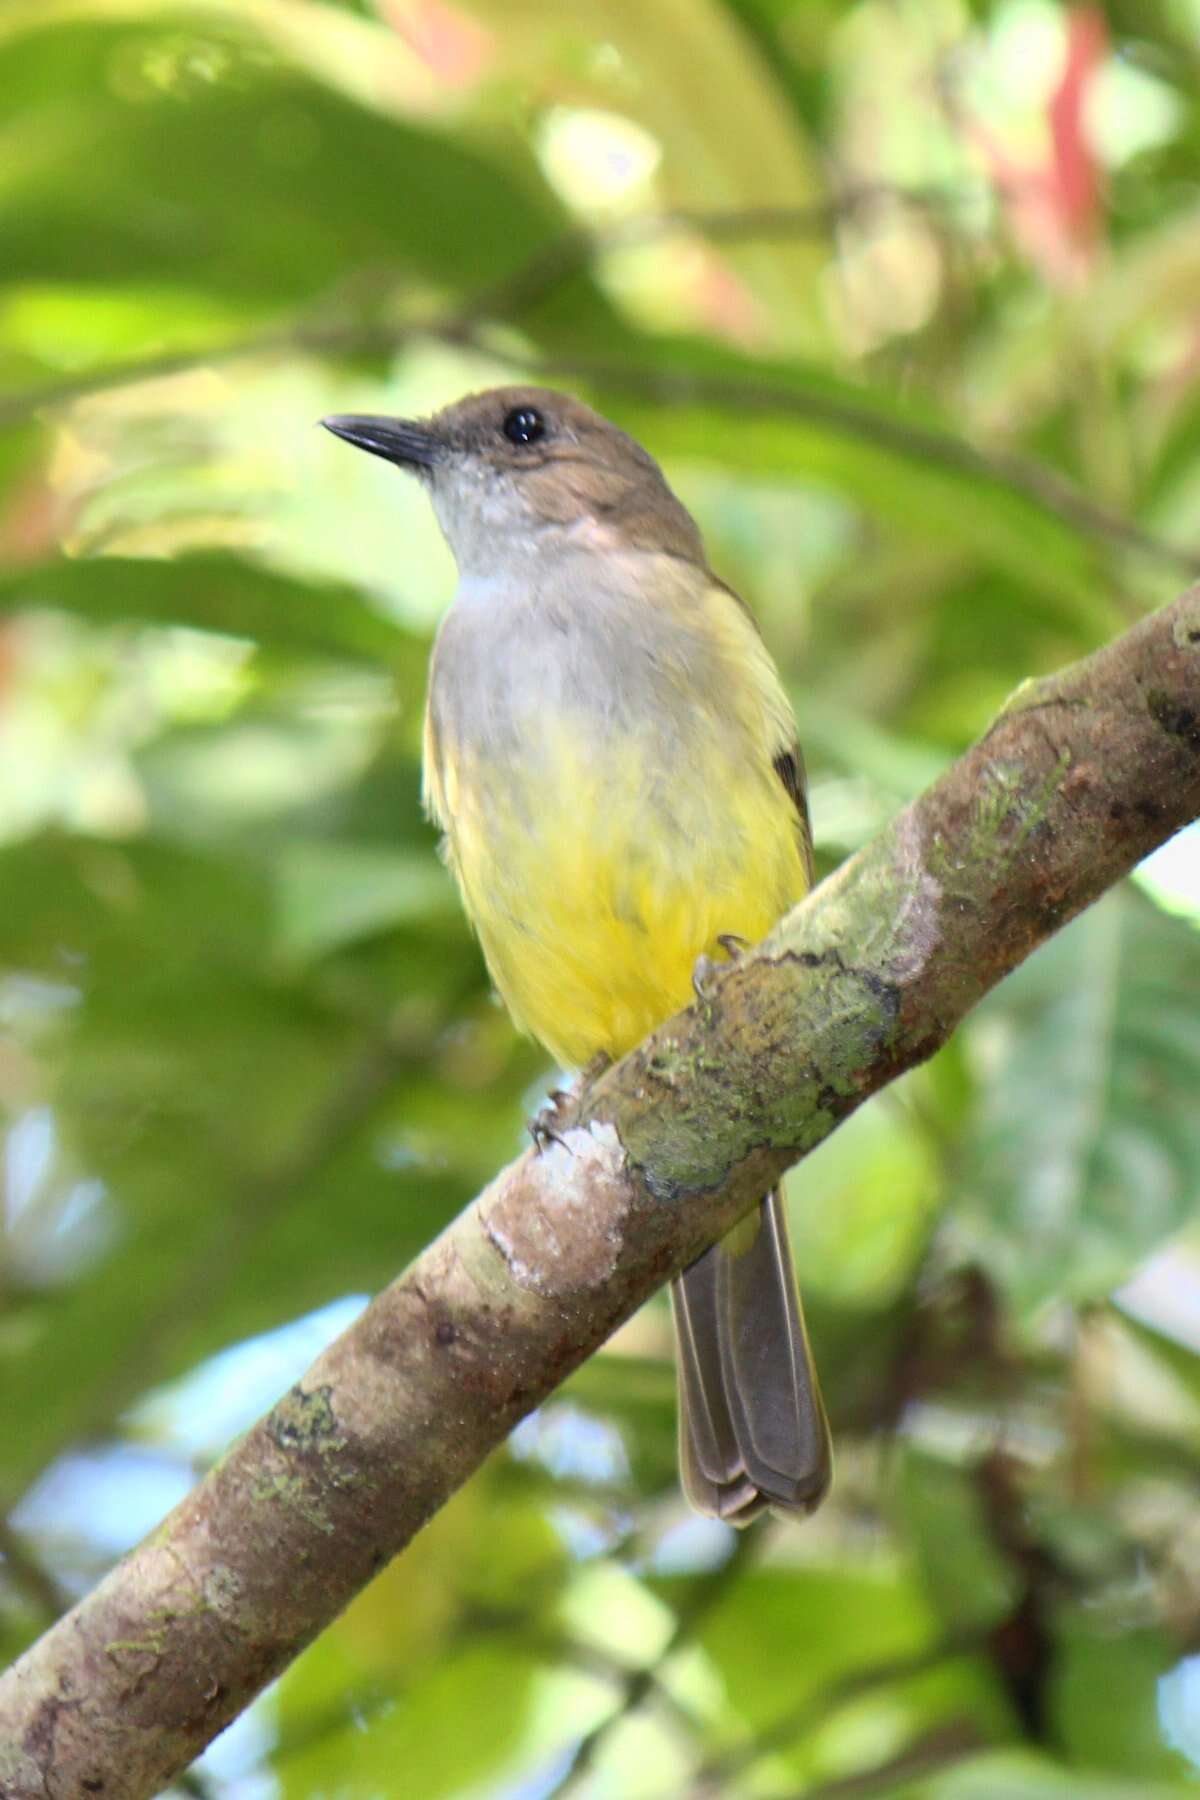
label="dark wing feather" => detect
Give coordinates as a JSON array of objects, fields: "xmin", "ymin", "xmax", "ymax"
[{"xmin": 772, "ymin": 744, "xmax": 815, "ymax": 887}]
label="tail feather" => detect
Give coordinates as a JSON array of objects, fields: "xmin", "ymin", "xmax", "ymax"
[
  {"xmin": 671, "ymin": 1243, "xmax": 763, "ymax": 1524},
  {"xmin": 670, "ymin": 1188, "xmax": 831, "ymax": 1525}
]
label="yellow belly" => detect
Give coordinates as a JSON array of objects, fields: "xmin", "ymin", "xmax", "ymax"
[{"xmin": 443, "ymin": 728, "xmax": 808, "ymax": 1071}]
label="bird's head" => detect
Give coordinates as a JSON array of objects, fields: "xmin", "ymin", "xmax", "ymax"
[{"xmin": 322, "ymin": 385, "xmax": 703, "ymax": 580}]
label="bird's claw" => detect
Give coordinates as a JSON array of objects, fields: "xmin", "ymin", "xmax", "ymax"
[
  {"xmin": 692, "ymin": 954, "xmax": 720, "ymax": 1001},
  {"xmin": 692, "ymin": 933, "xmax": 748, "ymax": 1000},
  {"xmin": 529, "ymin": 1088, "xmax": 573, "ymax": 1153},
  {"xmin": 528, "ymin": 1054, "xmax": 612, "ymax": 1155}
]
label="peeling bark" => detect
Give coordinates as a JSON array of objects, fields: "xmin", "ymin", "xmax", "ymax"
[{"xmin": 2, "ymin": 588, "xmax": 1199, "ymax": 1799}]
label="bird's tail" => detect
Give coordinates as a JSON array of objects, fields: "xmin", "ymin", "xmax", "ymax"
[{"xmin": 670, "ymin": 1188, "xmax": 831, "ymax": 1525}]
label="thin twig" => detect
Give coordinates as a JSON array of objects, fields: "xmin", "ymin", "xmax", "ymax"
[
  {"xmin": 686, "ymin": 1628, "xmax": 989, "ymax": 1795},
  {"xmin": 450, "ymin": 186, "xmax": 979, "ymax": 329},
  {"xmin": 516, "ymin": 351, "xmax": 1200, "ymax": 582},
  {"xmin": 546, "ymin": 1528, "xmax": 759, "ymax": 1800},
  {"xmin": 2, "ymin": 1023, "xmax": 415, "ymax": 1520},
  {"xmin": 0, "ymin": 1518, "xmax": 71, "ymax": 1625},
  {"xmin": 768, "ymin": 1720, "xmax": 982, "ymax": 1800},
  {"xmin": 268, "ymin": 1614, "xmax": 697, "ymax": 1774},
  {"xmin": 0, "ymin": 317, "xmax": 404, "ymax": 430}
]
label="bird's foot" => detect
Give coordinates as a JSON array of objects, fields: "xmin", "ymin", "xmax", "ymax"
[
  {"xmin": 529, "ymin": 1085, "xmax": 572, "ymax": 1153},
  {"xmin": 692, "ymin": 933, "xmax": 749, "ymax": 1001},
  {"xmin": 528, "ymin": 1052, "xmax": 612, "ymax": 1154}
]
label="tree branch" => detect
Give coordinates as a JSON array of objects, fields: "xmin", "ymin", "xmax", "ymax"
[{"xmin": 2, "ymin": 590, "xmax": 1199, "ymax": 1798}]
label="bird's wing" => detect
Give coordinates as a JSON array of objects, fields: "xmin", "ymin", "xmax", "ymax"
[{"xmin": 706, "ymin": 576, "xmax": 814, "ymax": 884}]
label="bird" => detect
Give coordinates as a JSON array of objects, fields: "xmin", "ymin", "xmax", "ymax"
[{"xmin": 322, "ymin": 386, "xmax": 831, "ymax": 1525}]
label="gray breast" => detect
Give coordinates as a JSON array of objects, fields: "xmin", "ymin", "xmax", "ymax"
[{"xmin": 428, "ymin": 550, "xmax": 732, "ymax": 775}]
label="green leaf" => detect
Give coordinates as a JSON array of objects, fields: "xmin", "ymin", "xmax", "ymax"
[
  {"xmin": 930, "ymin": 1749, "xmax": 1195, "ymax": 1798},
  {"xmin": 0, "ymin": 421, "xmax": 49, "ymax": 537},
  {"xmin": 572, "ymin": 338, "xmax": 1126, "ymax": 627},
  {"xmin": 678, "ymin": 1562, "xmax": 938, "ymax": 1730},
  {"xmin": 0, "ymin": 14, "xmax": 569, "ymax": 314},
  {"xmin": 788, "ymin": 1081, "xmax": 943, "ymax": 1308},
  {"xmin": 0, "ymin": 831, "xmax": 523, "ymax": 1497},
  {"xmin": 273, "ymin": 841, "xmax": 456, "ymax": 962},
  {"xmin": 1052, "ymin": 1613, "xmax": 1184, "ymax": 1779},
  {"xmin": 892, "ymin": 1448, "xmax": 1018, "ymax": 1634},
  {"xmin": 955, "ymin": 887, "xmax": 1200, "ymax": 1313},
  {"xmin": 0, "ymin": 553, "xmax": 410, "ymax": 662},
  {"xmin": 462, "ymin": 0, "xmax": 827, "ymax": 349},
  {"xmin": 276, "ymin": 1642, "xmax": 541, "ymax": 1800}
]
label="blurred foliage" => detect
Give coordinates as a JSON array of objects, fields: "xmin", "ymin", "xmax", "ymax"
[{"xmin": 2, "ymin": 1, "xmax": 1200, "ymax": 1796}]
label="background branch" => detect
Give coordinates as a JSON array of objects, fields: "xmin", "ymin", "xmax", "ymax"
[
  {"xmin": 545, "ymin": 1528, "xmax": 760, "ymax": 1800},
  {"xmin": 2, "ymin": 202, "xmax": 1196, "ymax": 583},
  {"xmin": 685, "ymin": 1628, "xmax": 990, "ymax": 1795},
  {"xmin": 0, "ymin": 191, "xmax": 933, "ymax": 428},
  {"xmin": 1, "ymin": 589, "xmax": 1198, "ymax": 1798}
]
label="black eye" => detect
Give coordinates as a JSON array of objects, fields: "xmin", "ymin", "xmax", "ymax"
[{"xmin": 502, "ymin": 406, "xmax": 545, "ymax": 446}]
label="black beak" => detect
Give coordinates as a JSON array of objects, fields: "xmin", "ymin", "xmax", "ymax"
[{"xmin": 320, "ymin": 414, "xmax": 441, "ymax": 470}]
